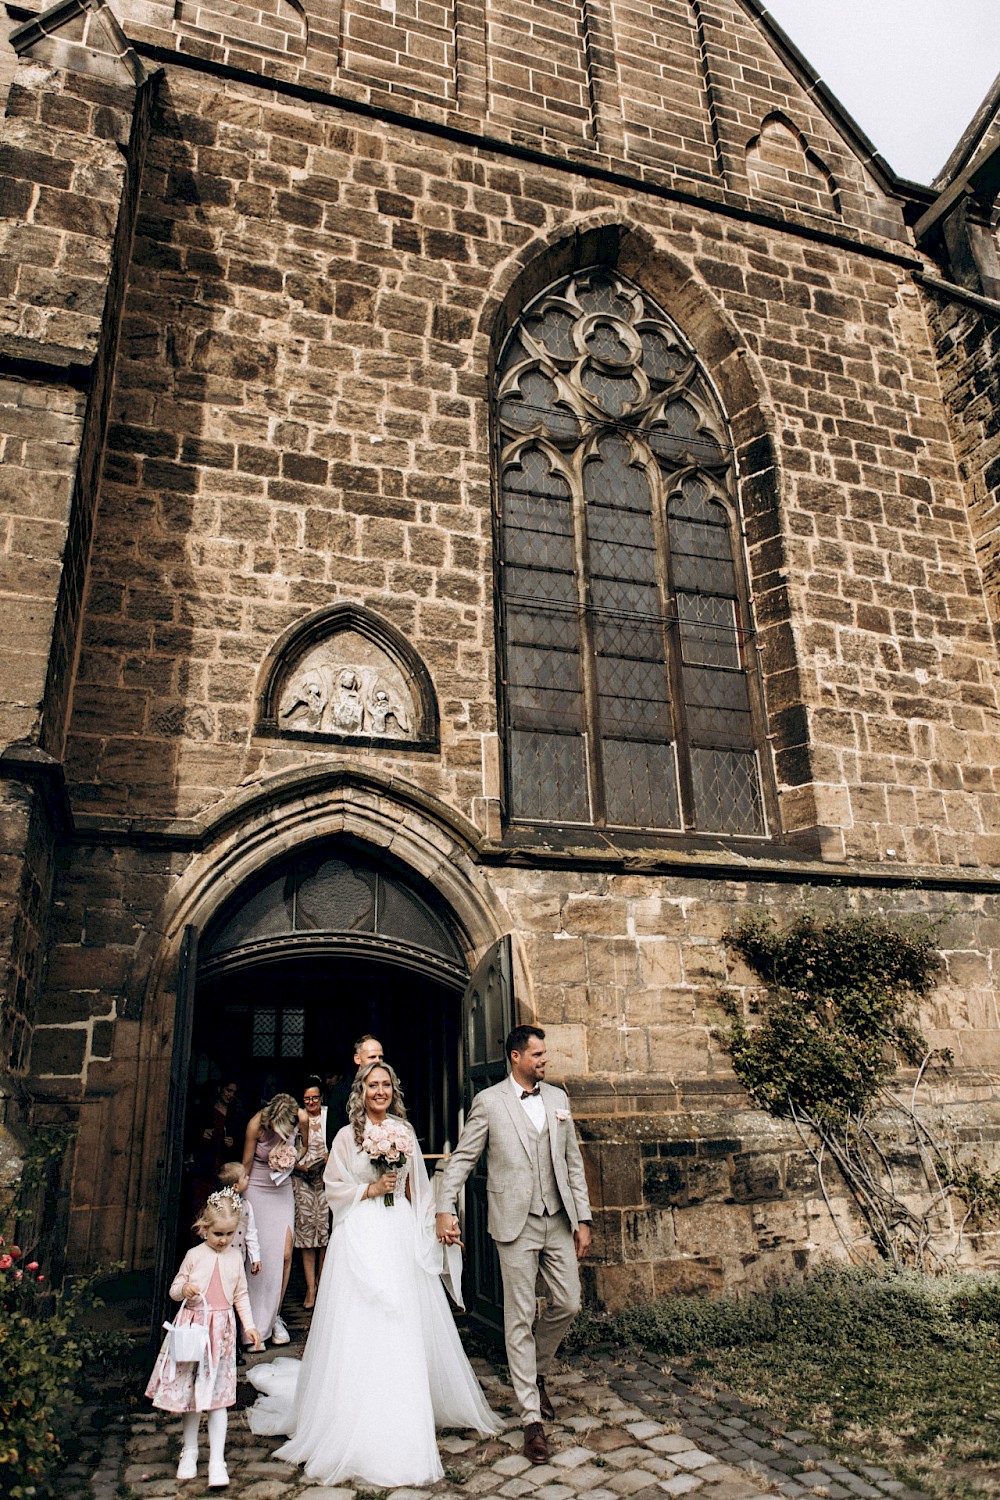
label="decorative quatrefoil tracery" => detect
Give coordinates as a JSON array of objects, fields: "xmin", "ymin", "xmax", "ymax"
[{"xmin": 496, "ymin": 269, "xmax": 731, "ymax": 484}]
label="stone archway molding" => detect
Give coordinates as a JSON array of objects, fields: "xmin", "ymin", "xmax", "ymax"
[{"xmin": 120, "ymin": 765, "xmax": 521, "ymax": 1268}]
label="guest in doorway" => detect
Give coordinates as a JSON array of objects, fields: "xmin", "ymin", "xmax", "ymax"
[
  {"xmin": 190, "ymin": 1080, "xmax": 238, "ymax": 1220},
  {"xmin": 292, "ymin": 1077, "xmax": 330, "ymax": 1309},
  {"xmin": 324, "ymin": 1034, "xmax": 383, "ymax": 1148}
]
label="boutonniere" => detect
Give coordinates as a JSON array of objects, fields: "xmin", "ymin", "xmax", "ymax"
[{"xmin": 555, "ymin": 1108, "xmax": 570, "ymax": 1122}]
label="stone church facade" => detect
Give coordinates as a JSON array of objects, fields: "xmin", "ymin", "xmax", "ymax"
[{"xmin": 2, "ymin": 0, "xmax": 1000, "ymax": 1307}]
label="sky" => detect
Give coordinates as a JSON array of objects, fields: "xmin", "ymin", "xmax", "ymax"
[{"xmin": 761, "ymin": 0, "xmax": 1000, "ymax": 184}]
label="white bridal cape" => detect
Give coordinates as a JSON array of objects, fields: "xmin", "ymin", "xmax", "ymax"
[{"xmin": 247, "ymin": 1123, "xmax": 501, "ymax": 1487}]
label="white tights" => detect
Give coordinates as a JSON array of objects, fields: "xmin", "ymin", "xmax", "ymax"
[{"xmin": 181, "ymin": 1408, "xmax": 227, "ymax": 1462}]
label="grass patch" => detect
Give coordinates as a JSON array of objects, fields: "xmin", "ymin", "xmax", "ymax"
[{"xmin": 569, "ymin": 1266, "xmax": 1000, "ymax": 1500}]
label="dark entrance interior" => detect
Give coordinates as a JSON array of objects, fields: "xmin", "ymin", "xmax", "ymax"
[{"xmin": 182, "ymin": 953, "xmax": 462, "ymax": 1224}]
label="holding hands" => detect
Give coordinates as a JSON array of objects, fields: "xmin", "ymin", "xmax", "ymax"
[{"xmin": 435, "ymin": 1211, "xmax": 462, "ymax": 1246}]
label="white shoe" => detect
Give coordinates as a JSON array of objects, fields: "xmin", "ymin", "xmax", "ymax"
[
  {"xmin": 208, "ymin": 1462, "xmax": 229, "ymax": 1488},
  {"xmin": 176, "ymin": 1449, "xmax": 198, "ymax": 1481},
  {"xmin": 271, "ymin": 1316, "xmax": 290, "ymax": 1345}
]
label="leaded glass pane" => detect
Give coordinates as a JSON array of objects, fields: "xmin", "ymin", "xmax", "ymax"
[
  {"xmin": 640, "ymin": 329, "xmax": 688, "ymax": 384},
  {"xmin": 377, "ymin": 877, "xmax": 463, "ymax": 959},
  {"xmin": 668, "ymin": 477, "xmax": 722, "ymax": 523},
  {"xmin": 252, "ymin": 1008, "xmax": 276, "ymax": 1058},
  {"xmin": 508, "ymin": 729, "xmax": 590, "ymax": 823},
  {"xmin": 281, "ymin": 1008, "xmax": 305, "ymax": 1059},
  {"xmin": 580, "ymin": 366, "xmax": 638, "ymax": 416},
  {"xmin": 594, "ymin": 654, "xmax": 672, "ymax": 737},
  {"xmin": 603, "ymin": 739, "xmax": 680, "ymax": 829},
  {"xmin": 672, "ymin": 550, "xmax": 736, "ymax": 596},
  {"xmin": 585, "ymin": 321, "xmax": 633, "ymax": 364},
  {"xmin": 507, "ymin": 644, "xmax": 583, "ymax": 732},
  {"xmin": 677, "ymin": 593, "xmax": 741, "ymax": 668},
  {"xmin": 691, "ymin": 747, "xmax": 765, "ymax": 835},
  {"xmin": 526, "ymin": 307, "xmax": 576, "ymax": 359},
  {"xmin": 683, "ymin": 665, "xmax": 753, "ymax": 742},
  {"xmin": 576, "ymin": 275, "xmax": 635, "ymax": 320}
]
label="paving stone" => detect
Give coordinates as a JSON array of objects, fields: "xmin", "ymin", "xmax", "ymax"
[
  {"xmin": 663, "ymin": 1453, "xmax": 716, "ymax": 1472},
  {"xmin": 647, "ymin": 1438, "xmax": 697, "ymax": 1456},
  {"xmin": 567, "ymin": 1464, "xmax": 618, "ymax": 1490},
  {"xmin": 655, "ymin": 1479, "xmax": 703, "ymax": 1497},
  {"xmin": 606, "ymin": 1471, "xmax": 657, "ymax": 1495},
  {"xmin": 302, "ymin": 1490, "xmax": 355, "ymax": 1499},
  {"xmin": 605, "ymin": 1450, "xmax": 655, "ymax": 1469},
  {"xmin": 552, "ymin": 1448, "xmax": 599, "ymax": 1470},
  {"xmin": 532, "ymin": 1485, "xmax": 576, "ymax": 1500},
  {"xmin": 500, "ymin": 1481, "xmax": 537, "ymax": 1498},
  {"xmin": 859, "ymin": 1471, "xmax": 892, "ymax": 1485},
  {"xmin": 495, "ymin": 1456, "xmax": 535, "ymax": 1477},
  {"xmin": 638, "ymin": 1458, "xmax": 678, "ymax": 1478},
  {"xmin": 625, "ymin": 1424, "xmax": 665, "ymax": 1441}
]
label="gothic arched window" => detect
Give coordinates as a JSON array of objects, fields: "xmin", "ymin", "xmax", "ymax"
[{"xmin": 495, "ymin": 267, "xmax": 769, "ymax": 837}]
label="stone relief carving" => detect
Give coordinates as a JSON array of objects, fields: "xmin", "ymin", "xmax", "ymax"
[{"xmin": 277, "ymin": 630, "xmax": 413, "ymax": 741}]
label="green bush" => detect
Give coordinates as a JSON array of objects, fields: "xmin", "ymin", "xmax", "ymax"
[
  {"xmin": 568, "ymin": 1264, "xmax": 1000, "ymax": 1359},
  {"xmin": 0, "ymin": 1243, "xmax": 128, "ymax": 1500}
]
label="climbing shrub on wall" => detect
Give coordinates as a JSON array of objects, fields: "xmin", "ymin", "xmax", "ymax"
[{"xmin": 719, "ymin": 907, "xmax": 997, "ymax": 1268}]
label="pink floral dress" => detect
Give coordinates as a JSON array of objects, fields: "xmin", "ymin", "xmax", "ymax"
[{"xmin": 146, "ymin": 1256, "xmax": 238, "ymax": 1412}]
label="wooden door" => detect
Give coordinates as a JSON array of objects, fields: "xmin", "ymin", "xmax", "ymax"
[
  {"xmin": 149, "ymin": 924, "xmax": 198, "ymax": 1354},
  {"xmin": 462, "ymin": 934, "xmax": 513, "ymax": 1332}
]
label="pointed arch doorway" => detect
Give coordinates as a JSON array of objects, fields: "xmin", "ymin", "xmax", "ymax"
[{"xmin": 157, "ymin": 842, "xmax": 512, "ymax": 1336}]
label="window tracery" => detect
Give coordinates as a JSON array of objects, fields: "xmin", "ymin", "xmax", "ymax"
[{"xmin": 495, "ymin": 267, "xmax": 768, "ymax": 838}]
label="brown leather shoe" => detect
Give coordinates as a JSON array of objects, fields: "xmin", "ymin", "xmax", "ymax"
[
  {"xmin": 523, "ymin": 1422, "xmax": 550, "ymax": 1464},
  {"xmin": 536, "ymin": 1376, "xmax": 555, "ymax": 1422}
]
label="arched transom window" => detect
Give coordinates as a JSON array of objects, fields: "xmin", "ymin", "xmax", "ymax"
[{"xmin": 496, "ymin": 267, "xmax": 768, "ymax": 837}]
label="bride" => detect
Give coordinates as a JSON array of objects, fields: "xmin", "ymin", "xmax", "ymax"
[{"xmin": 247, "ymin": 1061, "xmax": 501, "ymax": 1486}]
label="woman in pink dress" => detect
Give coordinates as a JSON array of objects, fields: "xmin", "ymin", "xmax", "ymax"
[{"xmin": 241, "ymin": 1093, "xmax": 307, "ymax": 1346}]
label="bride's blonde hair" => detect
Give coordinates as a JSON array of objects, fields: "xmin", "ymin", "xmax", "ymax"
[{"xmin": 349, "ymin": 1061, "xmax": 408, "ymax": 1146}]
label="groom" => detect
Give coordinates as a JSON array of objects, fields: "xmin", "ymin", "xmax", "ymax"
[{"xmin": 436, "ymin": 1025, "xmax": 591, "ymax": 1464}]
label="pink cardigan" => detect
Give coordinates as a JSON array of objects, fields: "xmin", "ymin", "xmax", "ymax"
[{"xmin": 169, "ymin": 1242, "xmax": 254, "ymax": 1330}]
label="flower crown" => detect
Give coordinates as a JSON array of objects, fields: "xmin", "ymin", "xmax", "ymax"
[{"xmin": 205, "ymin": 1186, "xmax": 241, "ymax": 1215}]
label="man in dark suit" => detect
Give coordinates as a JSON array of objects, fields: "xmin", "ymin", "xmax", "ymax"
[{"xmin": 324, "ymin": 1033, "xmax": 383, "ymax": 1148}]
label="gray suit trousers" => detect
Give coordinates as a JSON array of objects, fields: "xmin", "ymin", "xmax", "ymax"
[{"xmin": 496, "ymin": 1209, "xmax": 581, "ymax": 1424}]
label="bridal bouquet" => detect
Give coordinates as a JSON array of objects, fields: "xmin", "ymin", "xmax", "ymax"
[{"xmin": 362, "ymin": 1120, "xmax": 413, "ymax": 1207}]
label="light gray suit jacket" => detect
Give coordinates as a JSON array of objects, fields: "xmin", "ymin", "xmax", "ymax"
[{"xmin": 437, "ymin": 1078, "xmax": 592, "ymax": 1244}]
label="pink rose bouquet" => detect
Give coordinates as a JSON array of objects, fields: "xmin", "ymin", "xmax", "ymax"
[
  {"xmin": 267, "ymin": 1136, "xmax": 298, "ymax": 1173},
  {"xmin": 362, "ymin": 1119, "xmax": 413, "ymax": 1207}
]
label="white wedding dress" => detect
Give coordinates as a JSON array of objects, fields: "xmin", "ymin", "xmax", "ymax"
[{"xmin": 247, "ymin": 1122, "xmax": 501, "ymax": 1487}]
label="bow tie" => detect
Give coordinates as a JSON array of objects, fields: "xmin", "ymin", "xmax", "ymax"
[{"xmin": 520, "ymin": 1087, "xmax": 540, "ymax": 1099}]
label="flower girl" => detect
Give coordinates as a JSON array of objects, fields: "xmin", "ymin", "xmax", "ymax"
[{"xmin": 146, "ymin": 1191, "xmax": 261, "ymax": 1486}]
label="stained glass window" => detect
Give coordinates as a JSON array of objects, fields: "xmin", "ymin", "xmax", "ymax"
[{"xmin": 496, "ymin": 268, "xmax": 769, "ymax": 838}]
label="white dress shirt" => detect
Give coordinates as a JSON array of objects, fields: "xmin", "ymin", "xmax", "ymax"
[{"xmin": 510, "ymin": 1071, "xmax": 546, "ymax": 1132}]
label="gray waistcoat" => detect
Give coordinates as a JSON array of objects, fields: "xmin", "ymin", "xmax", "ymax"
[{"xmin": 526, "ymin": 1116, "xmax": 562, "ymax": 1217}]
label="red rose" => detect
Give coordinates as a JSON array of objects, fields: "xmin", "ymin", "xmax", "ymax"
[
  {"xmin": 0, "ymin": 1254, "xmax": 12, "ymax": 1270},
  {"xmin": 9, "ymin": 1245, "xmax": 21, "ymax": 1259},
  {"xmin": 26, "ymin": 1261, "xmax": 39, "ymax": 1271}
]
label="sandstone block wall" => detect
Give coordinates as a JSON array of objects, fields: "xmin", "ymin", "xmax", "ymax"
[{"xmin": 3, "ymin": 0, "xmax": 1000, "ymax": 1294}]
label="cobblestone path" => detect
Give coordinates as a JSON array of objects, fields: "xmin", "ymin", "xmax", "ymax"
[{"xmin": 89, "ymin": 1330, "xmax": 926, "ymax": 1500}]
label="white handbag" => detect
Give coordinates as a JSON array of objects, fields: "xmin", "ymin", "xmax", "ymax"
[{"xmin": 163, "ymin": 1293, "xmax": 216, "ymax": 1381}]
